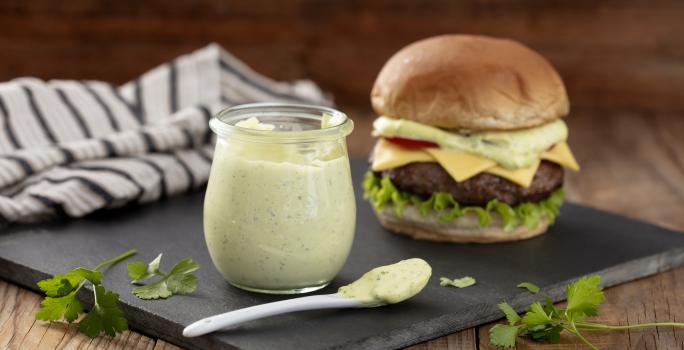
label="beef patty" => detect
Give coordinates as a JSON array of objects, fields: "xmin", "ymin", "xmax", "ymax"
[{"xmin": 380, "ymin": 161, "xmax": 563, "ymax": 206}]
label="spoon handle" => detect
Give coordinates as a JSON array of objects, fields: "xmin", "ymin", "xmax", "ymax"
[{"xmin": 183, "ymin": 293, "xmax": 361, "ymax": 337}]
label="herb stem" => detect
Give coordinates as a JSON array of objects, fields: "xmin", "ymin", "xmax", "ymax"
[
  {"xmin": 74, "ymin": 280, "xmax": 88, "ymax": 294},
  {"xmin": 72, "ymin": 249, "xmax": 137, "ymax": 295},
  {"xmin": 568, "ymin": 321, "xmax": 598, "ymax": 350},
  {"xmin": 94, "ymin": 249, "xmax": 137, "ymax": 271},
  {"xmin": 576, "ymin": 322, "xmax": 684, "ymax": 330}
]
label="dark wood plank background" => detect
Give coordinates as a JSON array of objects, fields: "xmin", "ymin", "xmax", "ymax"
[{"xmin": 2, "ymin": 0, "xmax": 684, "ymax": 114}]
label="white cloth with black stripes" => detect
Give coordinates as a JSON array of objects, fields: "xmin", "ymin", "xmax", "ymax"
[{"xmin": 0, "ymin": 43, "xmax": 329, "ymax": 226}]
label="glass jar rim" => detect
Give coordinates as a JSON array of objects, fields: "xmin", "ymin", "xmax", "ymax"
[{"xmin": 210, "ymin": 102, "xmax": 353, "ymax": 143}]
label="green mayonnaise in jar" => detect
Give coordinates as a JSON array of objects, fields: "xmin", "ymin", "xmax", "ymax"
[{"xmin": 204, "ymin": 103, "xmax": 356, "ymax": 294}]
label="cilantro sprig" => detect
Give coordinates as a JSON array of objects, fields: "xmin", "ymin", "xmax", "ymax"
[
  {"xmin": 489, "ymin": 275, "xmax": 684, "ymax": 349},
  {"xmin": 127, "ymin": 254, "xmax": 199, "ymax": 300},
  {"xmin": 35, "ymin": 249, "xmax": 136, "ymax": 337}
]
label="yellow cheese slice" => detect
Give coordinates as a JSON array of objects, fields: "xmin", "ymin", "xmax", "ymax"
[
  {"xmin": 541, "ymin": 142, "xmax": 580, "ymax": 171},
  {"xmin": 424, "ymin": 148, "xmax": 496, "ymax": 182},
  {"xmin": 485, "ymin": 160, "xmax": 541, "ymax": 188},
  {"xmin": 371, "ymin": 138, "xmax": 433, "ymax": 171},
  {"xmin": 370, "ymin": 138, "xmax": 579, "ymax": 188}
]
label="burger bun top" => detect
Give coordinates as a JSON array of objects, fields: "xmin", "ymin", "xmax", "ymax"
[{"xmin": 371, "ymin": 34, "xmax": 569, "ymax": 131}]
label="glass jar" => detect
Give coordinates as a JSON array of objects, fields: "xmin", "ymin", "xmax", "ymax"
[{"xmin": 203, "ymin": 103, "xmax": 356, "ymax": 294}]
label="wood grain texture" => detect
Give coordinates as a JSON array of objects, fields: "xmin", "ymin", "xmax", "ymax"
[
  {"xmin": 405, "ymin": 329, "xmax": 477, "ymax": 350},
  {"xmin": 564, "ymin": 111, "xmax": 684, "ymax": 231},
  {"xmin": 0, "ymin": 279, "xmax": 159, "ymax": 350},
  {"xmin": 153, "ymin": 340, "xmax": 184, "ymax": 350},
  {"xmin": 1, "ymin": 1, "xmax": 684, "ymax": 112}
]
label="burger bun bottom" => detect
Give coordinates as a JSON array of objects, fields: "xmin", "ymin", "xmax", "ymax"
[{"xmin": 375, "ymin": 205, "xmax": 549, "ymax": 244}]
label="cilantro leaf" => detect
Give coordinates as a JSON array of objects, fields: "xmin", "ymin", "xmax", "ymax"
[
  {"xmin": 166, "ymin": 274, "xmax": 198, "ymax": 294},
  {"xmin": 37, "ymin": 268, "xmax": 102, "ymax": 297},
  {"xmin": 498, "ymin": 302, "xmax": 521, "ymax": 326},
  {"xmin": 128, "ymin": 254, "xmax": 162, "ymax": 283},
  {"xmin": 127, "ymin": 262, "xmax": 150, "ymax": 282},
  {"xmin": 566, "ymin": 275, "xmax": 605, "ymax": 319},
  {"xmin": 35, "ymin": 292, "xmax": 84, "ymax": 322},
  {"xmin": 78, "ymin": 285, "xmax": 128, "ymax": 337},
  {"xmin": 522, "ymin": 302, "xmax": 553, "ymax": 328},
  {"xmin": 528, "ymin": 324, "xmax": 563, "ymax": 343},
  {"xmin": 68, "ymin": 268, "xmax": 103, "ymax": 285},
  {"xmin": 129, "ymin": 255, "xmax": 199, "ymax": 300},
  {"xmin": 440, "ymin": 276, "xmax": 476, "ymax": 288},
  {"xmin": 543, "ymin": 296, "xmax": 561, "ymax": 318},
  {"xmin": 37, "ymin": 275, "xmax": 79, "ymax": 297},
  {"xmin": 490, "ymin": 274, "xmax": 684, "ymax": 349},
  {"xmin": 132, "ymin": 280, "xmax": 173, "ymax": 300},
  {"xmin": 517, "ymin": 282, "xmax": 540, "ymax": 294},
  {"xmin": 489, "ymin": 324, "xmax": 520, "ymax": 348},
  {"xmin": 34, "ymin": 249, "xmax": 136, "ymax": 338},
  {"xmin": 168, "ymin": 258, "xmax": 200, "ymax": 275}
]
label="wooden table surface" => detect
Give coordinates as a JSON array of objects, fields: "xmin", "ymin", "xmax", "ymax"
[{"xmin": 1, "ymin": 109, "xmax": 683, "ymax": 349}]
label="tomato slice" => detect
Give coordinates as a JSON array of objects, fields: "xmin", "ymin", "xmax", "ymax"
[{"xmin": 385, "ymin": 137, "xmax": 439, "ymax": 149}]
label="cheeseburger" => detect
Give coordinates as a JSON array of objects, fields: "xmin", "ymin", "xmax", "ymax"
[{"xmin": 363, "ymin": 35, "xmax": 580, "ymax": 243}]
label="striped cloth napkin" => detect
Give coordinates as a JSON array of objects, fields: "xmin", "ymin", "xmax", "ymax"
[{"xmin": 0, "ymin": 43, "xmax": 329, "ymax": 226}]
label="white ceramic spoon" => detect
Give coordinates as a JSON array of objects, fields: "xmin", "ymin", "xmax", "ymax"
[
  {"xmin": 182, "ymin": 293, "xmax": 362, "ymax": 337},
  {"xmin": 183, "ymin": 258, "xmax": 432, "ymax": 338}
]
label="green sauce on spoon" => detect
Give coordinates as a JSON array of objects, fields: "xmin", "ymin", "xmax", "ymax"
[{"xmin": 338, "ymin": 258, "xmax": 432, "ymax": 307}]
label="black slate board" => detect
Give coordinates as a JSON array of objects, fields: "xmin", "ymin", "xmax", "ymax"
[{"xmin": 1, "ymin": 159, "xmax": 684, "ymax": 350}]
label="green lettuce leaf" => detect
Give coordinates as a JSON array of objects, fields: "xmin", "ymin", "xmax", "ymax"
[{"xmin": 363, "ymin": 172, "xmax": 564, "ymax": 231}]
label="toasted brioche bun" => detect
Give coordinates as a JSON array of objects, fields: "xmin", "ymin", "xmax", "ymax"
[
  {"xmin": 375, "ymin": 206, "xmax": 549, "ymax": 243},
  {"xmin": 371, "ymin": 34, "xmax": 569, "ymax": 131}
]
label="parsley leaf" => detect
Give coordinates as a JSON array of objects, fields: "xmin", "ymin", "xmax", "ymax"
[
  {"xmin": 489, "ymin": 324, "xmax": 520, "ymax": 348},
  {"xmin": 69, "ymin": 268, "xmax": 103, "ymax": 285},
  {"xmin": 497, "ymin": 302, "xmax": 521, "ymax": 326},
  {"xmin": 35, "ymin": 291, "xmax": 84, "ymax": 322},
  {"xmin": 490, "ymin": 274, "xmax": 684, "ymax": 349},
  {"xmin": 543, "ymin": 296, "xmax": 561, "ymax": 318},
  {"xmin": 167, "ymin": 273, "xmax": 198, "ymax": 294},
  {"xmin": 126, "ymin": 262, "xmax": 149, "ymax": 282},
  {"xmin": 522, "ymin": 302, "xmax": 553, "ymax": 327},
  {"xmin": 517, "ymin": 281, "xmax": 540, "ymax": 294},
  {"xmin": 129, "ymin": 255, "xmax": 199, "ymax": 300},
  {"xmin": 566, "ymin": 275, "xmax": 604, "ymax": 319},
  {"xmin": 78, "ymin": 285, "xmax": 128, "ymax": 337},
  {"xmin": 37, "ymin": 268, "xmax": 102, "ymax": 297},
  {"xmin": 132, "ymin": 280, "xmax": 173, "ymax": 299},
  {"xmin": 128, "ymin": 253, "xmax": 162, "ymax": 283},
  {"xmin": 439, "ymin": 276, "xmax": 476, "ymax": 288},
  {"xmin": 37, "ymin": 274, "xmax": 80, "ymax": 298},
  {"xmin": 528, "ymin": 324, "xmax": 563, "ymax": 343},
  {"xmin": 34, "ymin": 249, "xmax": 136, "ymax": 338}
]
